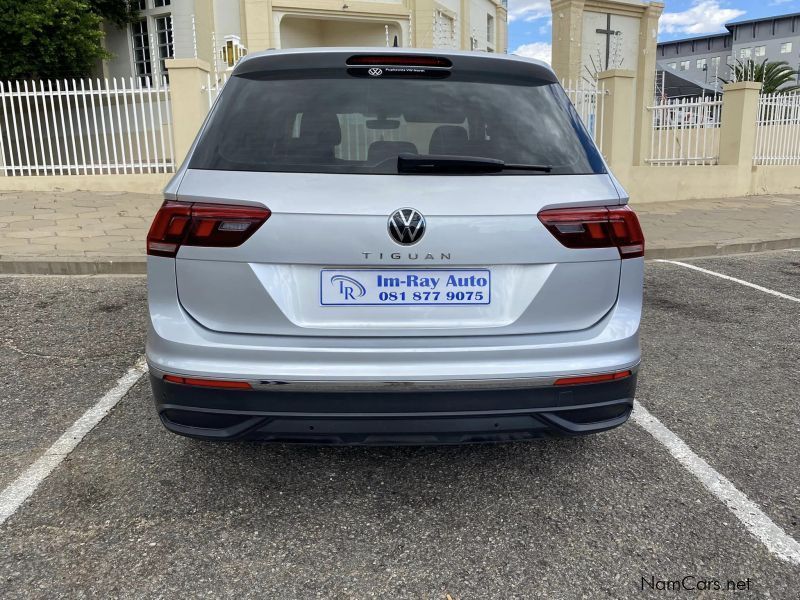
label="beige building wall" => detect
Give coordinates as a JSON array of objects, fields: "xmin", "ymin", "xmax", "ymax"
[{"xmin": 235, "ymin": 0, "xmax": 505, "ymax": 54}]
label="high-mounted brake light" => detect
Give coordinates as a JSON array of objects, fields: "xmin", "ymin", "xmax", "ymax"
[
  {"xmin": 147, "ymin": 201, "xmax": 271, "ymax": 258},
  {"xmin": 347, "ymin": 55, "xmax": 453, "ymax": 68},
  {"xmin": 163, "ymin": 375, "xmax": 253, "ymax": 390},
  {"xmin": 537, "ymin": 205, "xmax": 645, "ymax": 259},
  {"xmin": 554, "ymin": 370, "xmax": 632, "ymax": 386}
]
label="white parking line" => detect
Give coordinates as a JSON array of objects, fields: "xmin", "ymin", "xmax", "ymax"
[
  {"xmin": 654, "ymin": 259, "xmax": 800, "ymax": 302},
  {"xmin": 0, "ymin": 357, "xmax": 148, "ymax": 527},
  {"xmin": 633, "ymin": 401, "xmax": 800, "ymax": 566}
]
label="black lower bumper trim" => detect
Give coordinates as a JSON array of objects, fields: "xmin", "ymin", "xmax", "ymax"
[{"xmin": 150, "ymin": 373, "xmax": 637, "ymax": 444}]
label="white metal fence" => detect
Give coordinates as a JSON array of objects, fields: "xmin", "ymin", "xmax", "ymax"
[
  {"xmin": 0, "ymin": 77, "xmax": 174, "ymax": 176},
  {"xmin": 204, "ymin": 73, "xmax": 229, "ymax": 109},
  {"xmin": 754, "ymin": 91, "xmax": 800, "ymax": 165},
  {"xmin": 647, "ymin": 95, "xmax": 723, "ymax": 166},
  {"xmin": 563, "ymin": 80, "xmax": 607, "ymax": 152}
]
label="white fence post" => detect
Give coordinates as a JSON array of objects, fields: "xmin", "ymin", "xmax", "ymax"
[
  {"xmin": 645, "ymin": 94, "xmax": 723, "ymax": 166},
  {"xmin": 754, "ymin": 91, "xmax": 800, "ymax": 166},
  {"xmin": 0, "ymin": 77, "xmax": 176, "ymax": 176},
  {"xmin": 562, "ymin": 78, "xmax": 607, "ymax": 152}
]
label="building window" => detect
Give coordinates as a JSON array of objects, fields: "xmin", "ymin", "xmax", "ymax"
[
  {"xmin": 726, "ymin": 55, "xmax": 733, "ymax": 65},
  {"xmin": 433, "ymin": 11, "xmax": 456, "ymax": 49},
  {"xmin": 755, "ymin": 45, "xmax": 766, "ymax": 57},
  {"xmin": 740, "ymin": 47, "xmax": 752, "ymax": 59},
  {"xmin": 131, "ymin": 19, "xmax": 152, "ymax": 83},
  {"xmin": 668, "ymin": 62, "xmax": 677, "ymax": 70},
  {"xmin": 679, "ymin": 60, "xmax": 690, "ymax": 71},
  {"xmin": 696, "ymin": 58, "xmax": 707, "ymax": 70},
  {"xmin": 710, "ymin": 56, "xmax": 721, "ymax": 71},
  {"xmin": 155, "ymin": 16, "xmax": 174, "ymax": 80},
  {"xmin": 781, "ymin": 42, "xmax": 793, "ymax": 53},
  {"xmin": 129, "ymin": 1, "xmax": 173, "ymax": 84},
  {"xmin": 487, "ymin": 14, "xmax": 495, "ymax": 44}
]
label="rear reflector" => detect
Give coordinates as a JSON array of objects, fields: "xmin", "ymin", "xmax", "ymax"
[
  {"xmin": 554, "ymin": 370, "xmax": 632, "ymax": 386},
  {"xmin": 163, "ymin": 375, "xmax": 253, "ymax": 390},
  {"xmin": 346, "ymin": 55, "xmax": 452, "ymax": 68},
  {"xmin": 147, "ymin": 201, "xmax": 270, "ymax": 258},
  {"xmin": 537, "ymin": 205, "xmax": 645, "ymax": 259}
]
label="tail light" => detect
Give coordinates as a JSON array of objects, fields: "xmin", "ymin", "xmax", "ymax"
[
  {"xmin": 147, "ymin": 201, "xmax": 271, "ymax": 258},
  {"xmin": 346, "ymin": 55, "xmax": 452, "ymax": 68},
  {"xmin": 163, "ymin": 375, "xmax": 253, "ymax": 390},
  {"xmin": 554, "ymin": 370, "xmax": 632, "ymax": 386},
  {"xmin": 537, "ymin": 205, "xmax": 645, "ymax": 259}
]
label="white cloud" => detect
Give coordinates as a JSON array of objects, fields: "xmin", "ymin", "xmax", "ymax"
[
  {"xmin": 507, "ymin": 0, "xmax": 551, "ymax": 23},
  {"xmin": 660, "ymin": 1, "xmax": 746, "ymax": 35},
  {"xmin": 512, "ymin": 42, "xmax": 552, "ymax": 64}
]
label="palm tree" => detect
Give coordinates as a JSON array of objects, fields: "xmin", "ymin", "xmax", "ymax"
[{"xmin": 719, "ymin": 59, "xmax": 800, "ymax": 94}]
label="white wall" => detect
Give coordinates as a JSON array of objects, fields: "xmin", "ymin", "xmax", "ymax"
[
  {"xmin": 213, "ymin": 0, "xmax": 242, "ymax": 43},
  {"xmin": 468, "ymin": 0, "xmax": 497, "ymax": 51},
  {"xmin": 581, "ymin": 11, "xmax": 640, "ymax": 76},
  {"xmin": 103, "ymin": 23, "xmax": 134, "ymax": 80}
]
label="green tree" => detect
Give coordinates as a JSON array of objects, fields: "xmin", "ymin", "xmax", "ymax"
[
  {"xmin": 0, "ymin": 0, "xmax": 138, "ymax": 80},
  {"xmin": 89, "ymin": 0, "xmax": 141, "ymax": 28},
  {"xmin": 720, "ymin": 59, "xmax": 800, "ymax": 94}
]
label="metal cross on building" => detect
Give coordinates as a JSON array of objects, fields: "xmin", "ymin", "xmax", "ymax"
[{"xmin": 595, "ymin": 13, "xmax": 621, "ymax": 70}]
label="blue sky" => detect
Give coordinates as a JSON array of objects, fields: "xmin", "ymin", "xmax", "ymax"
[{"xmin": 508, "ymin": 0, "xmax": 800, "ymax": 62}]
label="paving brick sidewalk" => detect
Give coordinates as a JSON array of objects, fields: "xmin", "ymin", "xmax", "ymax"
[{"xmin": 1, "ymin": 190, "xmax": 798, "ymax": 274}]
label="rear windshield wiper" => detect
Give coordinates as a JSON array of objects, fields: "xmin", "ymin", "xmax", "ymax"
[{"xmin": 397, "ymin": 153, "xmax": 552, "ymax": 174}]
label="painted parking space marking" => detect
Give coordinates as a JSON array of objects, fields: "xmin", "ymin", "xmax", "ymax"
[
  {"xmin": 654, "ymin": 259, "xmax": 800, "ymax": 303},
  {"xmin": 632, "ymin": 400, "xmax": 800, "ymax": 566},
  {"xmin": 0, "ymin": 357, "xmax": 148, "ymax": 526}
]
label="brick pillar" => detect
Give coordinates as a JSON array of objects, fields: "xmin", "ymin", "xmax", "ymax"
[
  {"xmin": 718, "ymin": 81, "xmax": 762, "ymax": 167},
  {"xmin": 165, "ymin": 58, "xmax": 211, "ymax": 167}
]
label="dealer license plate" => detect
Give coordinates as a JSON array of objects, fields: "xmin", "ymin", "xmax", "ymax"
[{"xmin": 320, "ymin": 269, "xmax": 491, "ymax": 306}]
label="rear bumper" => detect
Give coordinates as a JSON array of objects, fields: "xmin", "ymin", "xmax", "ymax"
[
  {"xmin": 150, "ymin": 373, "xmax": 637, "ymax": 444},
  {"xmin": 146, "ymin": 257, "xmax": 643, "ymax": 383}
]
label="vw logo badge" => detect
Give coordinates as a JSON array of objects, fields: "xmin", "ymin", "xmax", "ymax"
[
  {"xmin": 388, "ymin": 208, "xmax": 426, "ymax": 245},
  {"xmin": 368, "ymin": 67, "xmax": 384, "ymax": 77}
]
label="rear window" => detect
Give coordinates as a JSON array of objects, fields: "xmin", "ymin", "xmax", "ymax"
[{"xmin": 189, "ymin": 68, "xmax": 605, "ymax": 176}]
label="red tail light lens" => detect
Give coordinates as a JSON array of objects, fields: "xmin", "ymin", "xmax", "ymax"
[
  {"xmin": 554, "ymin": 370, "xmax": 632, "ymax": 386},
  {"xmin": 147, "ymin": 201, "xmax": 271, "ymax": 258},
  {"xmin": 537, "ymin": 205, "xmax": 645, "ymax": 259},
  {"xmin": 163, "ymin": 374, "xmax": 252, "ymax": 390},
  {"xmin": 347, "ymin": 55, "xmax": 452, "ymax": 68}
]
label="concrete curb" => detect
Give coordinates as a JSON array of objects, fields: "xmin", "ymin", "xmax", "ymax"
[
  {"xmin": 0, "ymin": 257, "xmax": 146, "ymax": 275},
  {"xmin": 1, "ymin": 238, "xmax": 799, "ymax": 275},
  {"xmin": 644, "ymin": 237, "xmax": 800, "ymax": 259}
]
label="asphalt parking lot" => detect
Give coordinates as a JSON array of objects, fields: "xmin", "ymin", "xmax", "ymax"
[{"xmin": 1, "ymin": 251, "xmax": 798, "ymax": 599}]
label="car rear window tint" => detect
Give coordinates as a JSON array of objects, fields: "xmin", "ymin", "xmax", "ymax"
[{"xmin": 189, "ymin": 71, "xmax": 606, "ymax": 175}]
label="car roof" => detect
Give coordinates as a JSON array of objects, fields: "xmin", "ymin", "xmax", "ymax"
[{"xmin": 233, "ymin": 47, "xmax": 558, "ymax": 83}]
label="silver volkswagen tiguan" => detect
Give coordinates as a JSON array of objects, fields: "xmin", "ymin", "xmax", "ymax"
[{"xmin": 146, "ymin": 48, "xmax": 644, "ymax": 444}]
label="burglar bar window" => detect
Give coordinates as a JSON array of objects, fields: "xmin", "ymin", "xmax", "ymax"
[
  {"xmin": 132, "ymin": 19, "xmax": 153, "ymax": 84},
  {"xmin": 155, "ymin": 15, "xmax": 174, "ymax": 81},
  {"xmin": 153, "ymin": 0, "xmax": 171, "ymax": 6}
]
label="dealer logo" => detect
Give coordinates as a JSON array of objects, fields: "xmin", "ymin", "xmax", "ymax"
[
  {"xmin": 330, "ymin": 275, "xmax": 366, "ymax": 300},
  {"xmin": 368, "ymin": 67, "xmax": 384, "ymax": 77}
]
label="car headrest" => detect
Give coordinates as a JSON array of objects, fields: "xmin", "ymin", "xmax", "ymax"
[
  {"xmin": 299, "ymin": 112, "xmax": 342, "ymax": 146},
  {"xmin": 429, "ymin": 125, "xmax": 469, "ymax": 155},
  {"xmin": 367, "ymin": 141, "xmax": 419, "ymax": 163}
]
